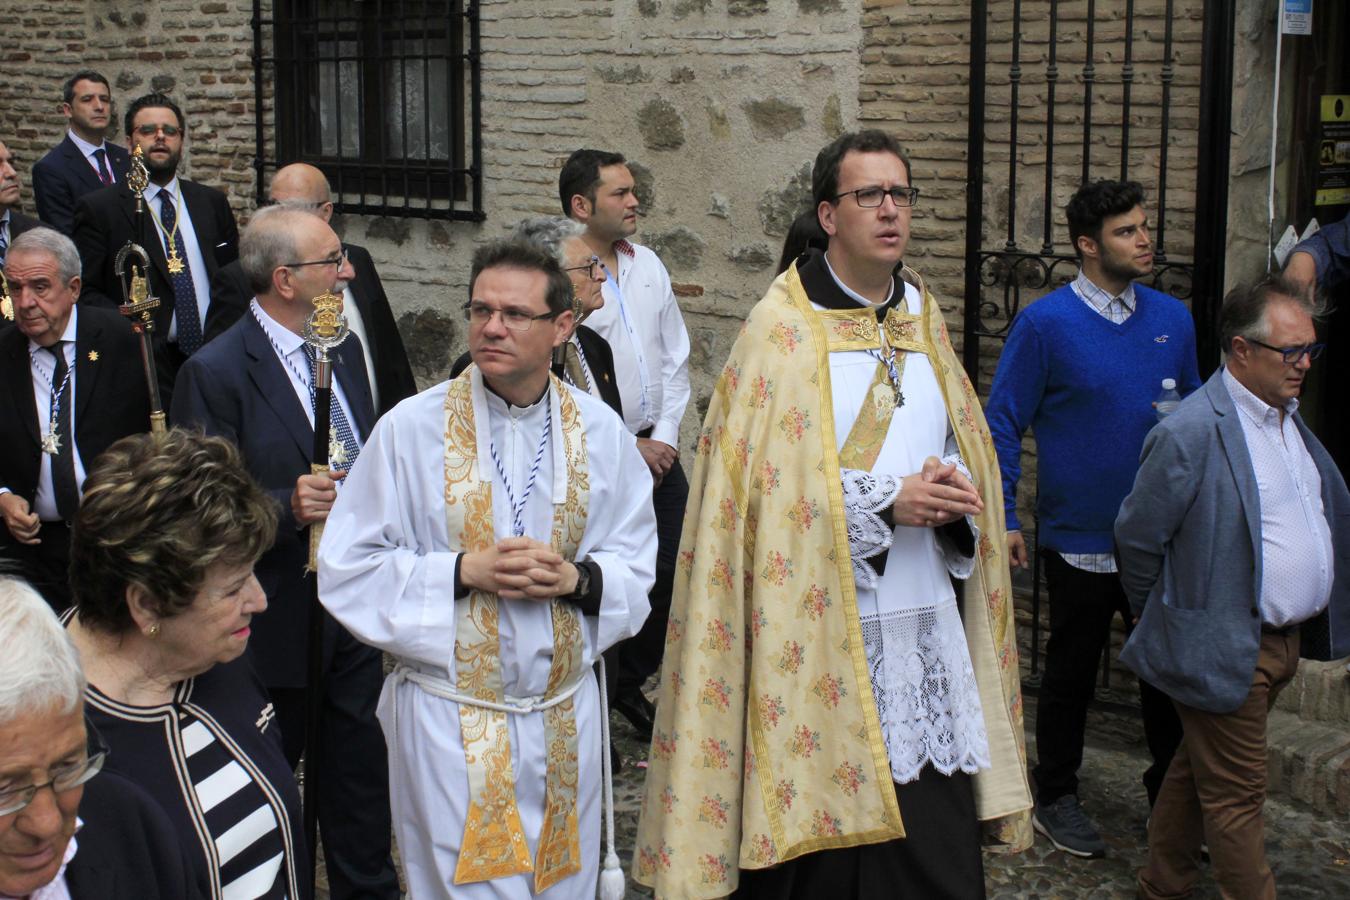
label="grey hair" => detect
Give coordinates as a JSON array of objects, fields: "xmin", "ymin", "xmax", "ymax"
[
  {"xmin": 1218, "ymin": 273, "xmax": 1328, "ymax": 356},
  {"xmin": 239, "ymin": 205, "xmax": 308, "ymax": 296},
  {"xmin": 510, "ymin": 216, "xmax": 586, "ymax": 267},
  {"xmin": 0, "ymin": 579, "xmax": 86, "ymax": 723},
  {"xmin": 8, "ymin": 227, "xmax": 83, "ymax": 283}
]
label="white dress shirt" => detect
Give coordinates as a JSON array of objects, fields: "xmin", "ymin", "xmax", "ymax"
[
  {"xmin": 1222, "ymin": 367, "xmax": 1334, "ymax": 627},
  {"xmin": 143, "ymin": 178, "xmax": 212, "ymax": 341},
  {"xmin": 582, "ymin": 240, "xmax": 690, "ymax": 445}
]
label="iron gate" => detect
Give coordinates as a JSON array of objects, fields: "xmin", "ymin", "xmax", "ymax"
[
  {"xmin": 959, "ymin": 0, "xmax": 1237, "ymax": 678},
  {"xmin": 961, "ymin": 0, "xmax": 1236, "ymax": 387}
]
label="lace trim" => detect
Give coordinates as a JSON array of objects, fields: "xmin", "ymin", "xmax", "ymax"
[
  {"xmin": 841, "ymin": 469, "xmax": 900, "ymax": 589},
  {"xmin": 861, "ymin": 600, "xmax": 991, "ymax": 784}
]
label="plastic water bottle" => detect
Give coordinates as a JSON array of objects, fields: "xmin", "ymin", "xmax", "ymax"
[{"xmin": 1155, "ymin": 378, "xmax": 1181, "ymax": 420}]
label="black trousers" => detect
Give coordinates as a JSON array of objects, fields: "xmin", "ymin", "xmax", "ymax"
[
  {"xmin": 270, "ymin": 619, "xmax": 400, "ymax": 900},
  {"xmin": 1033, "ymin": 551, "xmax": 1182, "ymax": 807},
  {"xmin": 617, "ymin": 456, "xmax": 688, "ymax": 695},
  {"xmin": 732, "ymin": 767, "xmax": 985, "ymax": 899},
  {"xmin": 1, "ymin": 521, "xmax": 73, "ymax": 612}
]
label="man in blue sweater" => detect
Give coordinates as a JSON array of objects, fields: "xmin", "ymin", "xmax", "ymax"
[{"xmin": 986, "ymin": 180, "xmax": 1201, "ymax": 858}]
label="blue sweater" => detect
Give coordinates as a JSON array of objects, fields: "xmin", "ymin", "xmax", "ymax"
[{"xmin": 985, "ymin": 283, "xmax": 1201, "ymax": 553}]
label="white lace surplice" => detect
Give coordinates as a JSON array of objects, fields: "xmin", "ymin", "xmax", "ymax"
[{"xmin": 824, "ymin": 281, "xmax": 991, "ymax": 786}]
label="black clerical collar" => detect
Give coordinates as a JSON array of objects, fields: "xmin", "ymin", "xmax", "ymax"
[
  {"xmin": 483, "ymin": 379, "xmax": 549, "ymax": 411},
  {"xmin": 794, "ymin": 249, "xmax": 904, "ymax": 322}
]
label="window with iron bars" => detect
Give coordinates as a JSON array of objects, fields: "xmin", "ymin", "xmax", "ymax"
[{"xmin": 253, "ymin": 0, "xmax": 483, "ymax": 220}]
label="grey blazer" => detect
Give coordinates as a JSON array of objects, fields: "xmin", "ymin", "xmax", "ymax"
[{"xmin": 1116, "ymin": 369, "xmax": 1350, "ymax": 714}]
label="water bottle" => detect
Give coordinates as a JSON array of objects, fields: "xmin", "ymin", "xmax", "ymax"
[{"xmin": 1155, "ymin": 378, "xmax": 1181, "ymax": 420}]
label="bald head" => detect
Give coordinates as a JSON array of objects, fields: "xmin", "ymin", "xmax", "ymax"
[
  {"xmin": 269, "ymin": 163, "xmax": 333, "ymax": 222},
  {"xmin": 240, "ymin": 206, "xmax": 325, "ymax": 295}
]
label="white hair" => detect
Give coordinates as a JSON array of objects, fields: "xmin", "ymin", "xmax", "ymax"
[
  {"xmin": 511, "ymin": 215, "xmax": 586, "ymax": 267},
  {"xmin": 0, "ymin": 579, "xmax": 86, "ymax": 723}
]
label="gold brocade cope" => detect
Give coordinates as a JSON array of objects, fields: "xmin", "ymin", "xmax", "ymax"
[
  {"xmin": 442, "ymin": 371, "xmax": 590, "ymax": 890},
  {"xmin": 633, "ymin": 263, "xmax": 1032, "ymax": 900}
]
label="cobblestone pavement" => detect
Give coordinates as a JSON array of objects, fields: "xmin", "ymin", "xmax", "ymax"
[{"xmin": 607, "ymin": 701, "xmax": 1350, "ymax": 899}]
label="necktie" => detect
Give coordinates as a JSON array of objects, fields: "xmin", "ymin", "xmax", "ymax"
[
  {"xmin": 92, "ymin": 147, "xmax": 113, "ymax": 185},
  {"xmin": 44, "ymin": 344, "xmax": 80, "ymax": 521},
  {"xmin": 158, "ymin": 190, "xmax": 203, "ymax": 355},
  {"xmin": 0, "ymin": 226, "xmax": 8, "ymax": 268},
  {"xmin": 304, "ymin": 345, "xmax": 361, "ymax": 469},
  {"xmin": 562, "ymin": 340, "xmax": 590, "ymax": 392}
]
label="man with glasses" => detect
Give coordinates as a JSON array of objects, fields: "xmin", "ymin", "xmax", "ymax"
[
  {"xmin": 0, "ymin": 227, "xmax": 149, "ymax": 613},
  {"xmin": 318, "ymin": 239, "xmax": 655, "ymax": 898},
  {"xmin": 0, "ymin": 578, "xmax": 201, "ymax": 898},
  {"xmin": 31, "ymin": 70, "xmax": 131, "ymax": 236},
  {"xmin": 72, "ymin": 92, "xmax": 239, "ymax": 412},
  {"xmin": 1117, "ymin": 275, "xmax": 1348, "ymax": 899},
  {"xmin": 560, "ymin": 148, "xmax": 691, "ymax": 744},
  {"xmin": 637, "ymin": 130, "xmax": 1030, "ymax": 898},
  {"xmin": 206, "ymin": 163, "xmax": 416, "ymax": 418},
  {"xmin": 171, "ymin": 207, "xmax": 400, "ymax": 900},
  {"xmin": 985, "ymin": 179, "xmax": 1199, "ymax": 858}
]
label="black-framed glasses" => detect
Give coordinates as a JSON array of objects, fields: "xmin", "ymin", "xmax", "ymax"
[
  {"xmin": 834, "ymin": 186, "xmax": 920, "ymax": 209},
  {"xmin": 282, "ymin": 248, "xmax": 349, "ymax": 269},
  {"xmin": 0, "ymin": 719, "xmax": 109, "ymax": 816},
  {"xmin": 563, "ymin": 255, "xmax": 602, "ymax": 279},
  {"xmin": 133, "ymin": 123, "xmax": 181, "ymax": 138},
  {"xmin": 462, "ymin": 301, "xmax": 560, "ymax": 332},
  {"xmin": 1245, "ymin": 338, "xmax": 1325, "ymax": 365}
]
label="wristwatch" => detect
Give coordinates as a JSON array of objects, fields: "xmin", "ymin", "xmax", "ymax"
[{"xmin": 568, "ymin": 561, "xmax": 591, "ymax": 599}]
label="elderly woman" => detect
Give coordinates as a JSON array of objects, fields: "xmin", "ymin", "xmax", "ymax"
[
  {"xmin": 63, "ymin": 429, "xmax": 308, "ymax": 900},
  {"xmin": 0, "ymin": 578, "xmax": 201, "ymax": 898},
  {"xmin": 452, "ymin": 215, "xmax": 621, "ymax": 415}
]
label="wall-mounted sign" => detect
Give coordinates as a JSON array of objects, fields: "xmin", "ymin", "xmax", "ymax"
[
  {"xmin": 1282, "ymin": 0, "xmax": 1313, "ymax": 36},
  {"xmin": 1316, "ymin": 95, "xmax": 1350, "ymax": 208}
]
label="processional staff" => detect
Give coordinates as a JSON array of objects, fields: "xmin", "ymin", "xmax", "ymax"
[
  {"xmin": 116, "ymin": 145, "xmax": 167, "ymax": 434},
  {"xmin": 300, "ymin": 286, "xmax": 350, "ymax": 864}
]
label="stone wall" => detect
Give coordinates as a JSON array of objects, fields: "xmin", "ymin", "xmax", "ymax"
[{"xmin": 1, "ymin": 0, "xmax": 865, "ymax": 454}]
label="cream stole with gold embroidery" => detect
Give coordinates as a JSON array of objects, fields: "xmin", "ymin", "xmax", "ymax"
[{"xmin": 442, "ymin": 370, "xmax": 590, "ymax": 890}]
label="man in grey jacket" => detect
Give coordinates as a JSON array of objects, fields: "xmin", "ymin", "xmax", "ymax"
[{"xmin": 1116, "ymin": 274, "xmax": 1349, "ymax": 900}]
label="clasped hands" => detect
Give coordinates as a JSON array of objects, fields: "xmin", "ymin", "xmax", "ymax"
[
  {"xmin": 892, "ymin": 455, "xmax": 983, "ymax": 529},
  {"xmin": 461, "ymin": 537, "xmax": 580, "ymax": 601}
]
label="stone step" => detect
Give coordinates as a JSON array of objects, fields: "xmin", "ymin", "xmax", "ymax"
[
  {"xmin": 1265, "ymin": 706, "xmax": 1350, "ymax": 816},
  {"xmin": 1275, "ymin": 658, "xmax": 1350, "ymax": 729}
]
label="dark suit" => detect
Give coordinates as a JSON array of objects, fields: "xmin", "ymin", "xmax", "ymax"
[
  {"xmin": 5, "ymin": 208, "xmax": 41, "ymax": 245},
  {"xmin": 451, "ymin": 323, "xmax": 625, "ymax": 416},
  {"xmin": 170, "ymin": 312, "xmax": 398, "ymax": 900},
  {"xmin": 67, "ymin": 770, "xmax": 206, "ymax": 900},
  {"xmin": 0, "ymin": 306, "xmax": 150, "ymax": 610},
  {"xmin": 31, "ymin": 134, "xmax": 131, "ymax": 235},
  {"xmin": 73, "ymin": 180, "xmax": 238, "ymax": 411},
  {"xmin": 205, "ymin": 243, "xmax": 417, "ymax": 417}
]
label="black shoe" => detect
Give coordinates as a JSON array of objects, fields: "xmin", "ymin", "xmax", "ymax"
[
  {"xmin": 612, "ymin": 690, "xmax": 655, "ymax": 741},
  {"xmin": 1033, "ymin": 795, "xmax": 1107, "ymax": 858}
]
